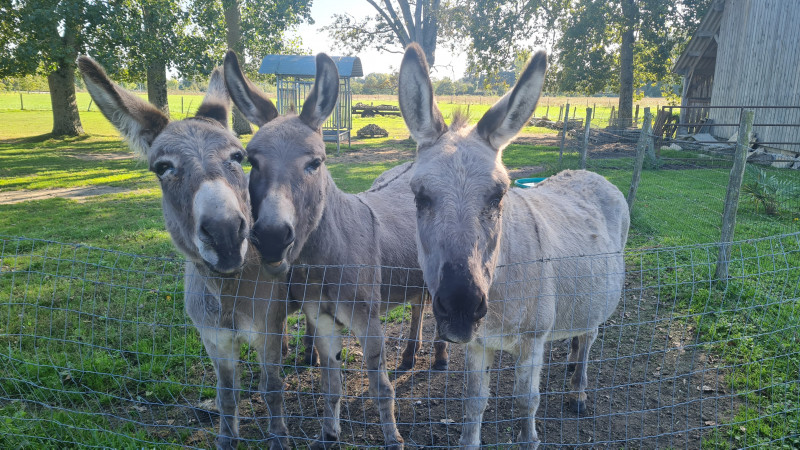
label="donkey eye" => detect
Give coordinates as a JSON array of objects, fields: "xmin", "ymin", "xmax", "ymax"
[
  {"xmin": 306, "ymin": 158, "xmax": 322, "ymax": 173},
  {"xmin": 489, "ymin": 194, "xmax": 503, "ymax": 208},
  {"xmin": 414, "ymin": 193, "xmax": 432, "ymax": 210},
  {"xmin": 153, "ymin": 161, "xmax": 175, "ymax": 178},
  {"xmin": 231, "ymin": 151, "xmax": 244, "ymax": 164}
]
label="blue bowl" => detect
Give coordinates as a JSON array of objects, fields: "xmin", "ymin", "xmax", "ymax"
[{"xmin": 514, "ymin": 177, "xmax": 547, "ymax": 188}]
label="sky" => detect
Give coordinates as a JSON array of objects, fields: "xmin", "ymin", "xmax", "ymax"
[{"xmin": 288, "ymin": 0, "xmax": 469, "ymax": 79}]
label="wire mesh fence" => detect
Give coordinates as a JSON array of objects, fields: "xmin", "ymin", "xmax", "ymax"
[
  {"xmin": 1, "ymin": 235, "xmax": 798, "ymax": 448},
  {"xmin": 529, "ymin": 110, "xmax": 800, "ymax": 245}
]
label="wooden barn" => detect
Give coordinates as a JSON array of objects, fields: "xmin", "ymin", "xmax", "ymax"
[{"xmin": 672, "ymin": 0, "xmax": 800, "ymax": 157}]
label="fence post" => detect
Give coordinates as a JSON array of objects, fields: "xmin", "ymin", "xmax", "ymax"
[
  {"xmin": 626, "ymin": 108, "xmax": 653, "ymax": 214},
  {"xmin": 609, "ymin": 106, "xmax": 615, "ymax": 127},
  {"xmin": 581, "ymin": 107, "xmax": 592, "ymax": 170},
  {"xmin": 634, "ymin": 104, "xmax": 639, "ymax": 126},
  {"xmin": 714, "ymin": 109, "xmax": 755, "ymax": 281},
  {"xmin": 559, "ymin": 102, "xmax": 570, "ymax": 166},
  {"xmin": 558, "ymin": 105, "xmax": 564, "ymax": 122},
  {"xmin": 545, "ymin": 104, "xmax": 550, "ymax": 118},
  {"xmin": 181, "ymin": 97, "xmax": 184, "ymax": 114},
  {"xmin": 20, "ymin": 92, "xmax": 24, "ymax": 110},
  {"xmin": 593, "ymin": 103, "xmax": 596, "ymax": 119},
  {"xmin": 87, "ymin": 99, "xmax": 93, "ymax": 111}
]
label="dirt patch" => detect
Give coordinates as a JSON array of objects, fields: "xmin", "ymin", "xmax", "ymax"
[
  {"xmin": 331, "ymin": 141, "xmax": 417, "ymax": 165},
  {"xmin": 0, "ymin": 186, "xmax": 134, "ymax": 204},
  {"xmin": 140, "ymin": 272, "xmax": 739, "ymax": 448}
]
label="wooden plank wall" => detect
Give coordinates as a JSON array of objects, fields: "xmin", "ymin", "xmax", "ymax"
[{"xmin": 709, "ymin": 0, "xmax": 800, "ymax": 153}]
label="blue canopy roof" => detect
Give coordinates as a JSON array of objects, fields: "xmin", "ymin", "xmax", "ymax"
[{"xmin": 258, "ymin": 55, "xmax": 363, "ymax": 78}]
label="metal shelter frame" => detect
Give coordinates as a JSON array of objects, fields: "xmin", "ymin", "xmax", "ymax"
[{"xmin": 260, "ymin": 55, "xmax": 363, "ymax": 153}]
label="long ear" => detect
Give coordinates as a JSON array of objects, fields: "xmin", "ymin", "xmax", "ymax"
[
  {"xmin": 476, "ymin": 50, "xmax": 547, "ymax": 151},
  {"xmin": 78, "ymin": 56, "xmax": 169, "ymax": 157},
  {"xmin": 223, "ymin": 50, "xmax": 278, "ymax": 127},
  {"xmin": 299, "ymin": 53, "xmax": 339, "ymax": 131},
  {"xmin": 398, "ymin": 43, "xmax": 447, "ymax": 148},
  {"xmin": 195, "ymin": 66, "xmax": 231, "ymax": 128}
]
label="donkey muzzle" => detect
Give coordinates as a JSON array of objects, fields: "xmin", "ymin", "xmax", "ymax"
[
  {"xmin": 252, "ymin": 221, "xmax": 295, "ymax": 274},
  {"xmin": 196, "ymin": 213, "xmax": 249, "ymax": 274},
  {"xmin": 431, "ymin": 262, "xmax": 489, "ymax": 343}
]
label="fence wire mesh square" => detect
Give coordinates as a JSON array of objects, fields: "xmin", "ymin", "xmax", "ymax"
[{"xmin": 1, "ymin": 235, "xmax": 798, "ymax": 448}]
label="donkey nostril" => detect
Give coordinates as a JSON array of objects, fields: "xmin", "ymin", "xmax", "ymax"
[
  {"xmin": 283, "ymin": 225, "xmax": 295, "ymax": 247},
  {"xmin": 432, "ymin": 296, "xmax": 448, "ymax": 317},
  {"xmin": 237, "ymin": 217, "xmax": 247, "ymax": 239},
  {"xmin": 474, "ymin": 296, "xmax": 488, "ymax": 320},
  {"xmin": 199, "ymin": 224, "xmax": 213, "ymax": 245}
]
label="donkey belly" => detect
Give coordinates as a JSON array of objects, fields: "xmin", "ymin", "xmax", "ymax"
[{"xmin": 550, "ymin": 252, "xmax": 625, "ymax": 339}]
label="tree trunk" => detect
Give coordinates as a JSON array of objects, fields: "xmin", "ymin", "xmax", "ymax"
[
  {"xmin": 147, "ymin": 59, "xmax": 170, "ymax": 115},
  {"xmin": 143, "ymin": 7, "xmax": 170, "ymax": 116},
  {"xmin": 223, "ymin": 0, "xmax": 253, "ymax": 135},
  {"xmin": 618, "ymin": 0, "xmax": 635, "ymax": 128},
  {"xmin": 48, "ymin": 60, "xmax": 84, "ymax": 136}
]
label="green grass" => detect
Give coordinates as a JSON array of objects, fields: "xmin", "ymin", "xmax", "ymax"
[{"xmin": 1, "ymin": 102, "xmax": 799, "ymax": 448}]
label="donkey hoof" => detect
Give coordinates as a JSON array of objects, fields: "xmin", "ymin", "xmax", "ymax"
[
  {"xmin": 216, "ymin": 436, "xmax": 238, "ymax": 450},
  {"xmin": 269, "ymin": 436, "xmax": 290, "ymax": 450},
  {"xmin": 396, "ymin": 360, "xmax": 414, "ymax": 373},
  {"xmin": 431, "ymin": 360, "xmax": 448, "ymax": 371},
  {"xmin": 310, "ymin": 432, "xmax": 339, "ymax": 450},
  {"xmin": 568, "ymin": 398, "xmax": 587, "ymax": 414}
]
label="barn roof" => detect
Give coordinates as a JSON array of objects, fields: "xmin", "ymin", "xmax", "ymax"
[
  {"xmin": 672, "ymin": 0, "xmax": 724, "ymax": 76},
  {"xmin": 258, "ymin": 55, "xmax": 363, "ymax": 78}
]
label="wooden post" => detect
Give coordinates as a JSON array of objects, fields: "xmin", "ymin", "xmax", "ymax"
[
  {"xmin": 645, "ymin": 107, "xmax": 657, "ymax": 165},
  {"xmin": 610, "ymin": 106, "xmax": 616, "ymax": 127},
  {"xmin": 87, "ymin": 99, "xmax": 93, "ymax": 111},
  {"xmin": 181, "ymin": 97, "xmax": 184, "ymax": 114},
  {"xmin": 558, "ymin": 105, "xmax": 564, "ymax": 122},
  {"xmin": 19, "ymin": 92, "xmax": 23, "ymax": 110},
  {"xmin": 546, "ymin": 104, "xmax": 550, "ymax": 118},
  {"xmin": 559, "ymin": 103, "xmax": 570, "ymax": 166},
  {"xmin": 572, "ymin": 106, "xmax": 576, "ymax": 118},
  {"xmin": 593, "ymin": 103, "xmax": 596, "ymax": 119},
  {"xmin": 634, "ymin": 104, "xmax": 640, "ymax": 126},
  {"xmin": 626, "ymin": 109, "xmax": 654, "ymax": 214},
  {"xmin": 581, "ymin": 107, "xmax": 592, "ymax": 170},
  {"xmin": 715, "ymin": 109, "xmax": 755, "ymax": 281}
]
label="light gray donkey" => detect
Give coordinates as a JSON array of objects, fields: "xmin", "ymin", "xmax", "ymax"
[
  {"xmin": 223, "ymin": 50, "xmax": 447, "ymax": 449},
  {"xmin": 78, "ymin": 57, "xmax": 300, "ymax": 449},
  {"xmin": 398, "ymin": 44, "xmax": 630, "ymax": 449}
]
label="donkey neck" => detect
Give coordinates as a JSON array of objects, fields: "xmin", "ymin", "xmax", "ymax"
[{"xmin": 299, "ymin": 171, "xmax": 377, "ymax": 266}]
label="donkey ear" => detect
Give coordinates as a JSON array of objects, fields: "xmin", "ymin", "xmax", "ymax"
[
  {"xmin": 195, "ymin": 67, "xmax": 231, "ymax": 128},
  {"xmin": 223, "ymin": 50, "xmax": 278, "ymax": 127},
  {"xmin": 477, "ymin": 50, "xmax": 547, "ymax": 151},
  {"xmin": 398, "ymin": 43, "xmax": 447, "ymax": 148},
  {"xmin": 78, "ymin": 56, "xmax": 169, "ymax": 157},
  {"xmin": 299, "ymin": 53, "xmax": 339, "ymax": 131}
]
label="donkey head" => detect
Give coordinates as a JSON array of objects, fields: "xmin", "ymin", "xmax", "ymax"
[
  {"xmin": 224, "ymin": 50, "xmax": 339, "ymax": 275},
  {"xmin": 79, "ymin": 56, "xmax": 253, "ymax": 274},
  {"xmin": 399, "ymin": 44, "xmax": 547, "ymax": 344}
]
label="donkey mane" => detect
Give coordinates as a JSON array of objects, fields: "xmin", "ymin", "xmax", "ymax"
[{"xmin": 449, "ymin": 108, "xmax": 470, "ymax": 130}]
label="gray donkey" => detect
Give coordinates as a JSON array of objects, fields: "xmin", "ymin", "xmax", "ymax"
[
  {"xmin": 78, "ymin": 57, "xmax": 299, "ymax": 449},
  {"xmin": 223, "ymin": 50, "xmax": 446, "ymax": 449},
  {"xmin": 398, "ymin": 44, "xmax": 630, "ymax": 449}
]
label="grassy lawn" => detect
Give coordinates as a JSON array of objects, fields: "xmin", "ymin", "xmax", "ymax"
[{"xmin": 0, "ymin": 100, "xmax": 798, "ymax": 448}]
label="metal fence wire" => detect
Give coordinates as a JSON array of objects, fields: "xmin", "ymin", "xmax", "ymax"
[{"xmin": 1, "ymin": 235, "xmax": 798, "ymax": 448}]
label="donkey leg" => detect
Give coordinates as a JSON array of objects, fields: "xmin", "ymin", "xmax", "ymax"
[
  {"xmin": 566, "ymin": 336, "xmax": 580, "ymax": 373},
  {"xmin": 202, "ymin": 332, "xmax": 241, "ymax": 450},
  {"xmin": 307, "ymin": 312, "xmax": 343, "ymax": 449},
  {"xmin": 257, "ymin": 301, "xmax": 290, "ymax": 449},
  {"xmin": 514, "ymin": 337, "xmax": 545, "ymax": 450},
  {"xmin": 398, "ymin": 296, "xmax": 424, "ymax": 372},
  {"xmin": 460, "ymin": 341, "xmax": 494, "ymax": 449},
  {"xmin": 432, "ymin": 333, "xmax": 449, "ymax": 371},
  {"xmin": 568, "ymin": 327, "xmax": 598, "ymax": 414},
  {"xmin": 303, "ymin": 316, "xmax": 320, "ymax": 367},
  {"xmin": 349, "ymin": 308, "xmax": 404, "ymax": 449}
]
